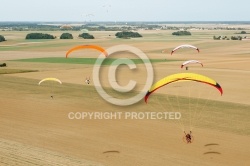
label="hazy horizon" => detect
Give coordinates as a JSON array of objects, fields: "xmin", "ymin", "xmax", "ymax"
[
  {"xmin": 1, "ymin": 0, "xmax": 250, "ymax": 22},
  {"xmin": 1, "ymin": 21, "xmax": 250, "ymax": 23}
]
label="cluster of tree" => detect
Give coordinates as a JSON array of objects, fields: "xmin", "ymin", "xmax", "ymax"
[
  {"xmin": 213, "ymin": 36, "xmax": 242, "ymax": 40},
  {"xmin": 60, "ymin": 33, "xmax": 73, "ymax": 39},
  {"xmin": 172, "ymin": 31, "xmax": 191, "ymax": 36},
  {"xmin": 26, "ymin": 33, "xmax": 56, "ymax": 39},
  {"xmin": 0, "ymin": 35, "xmax": 6, "ymax": 42},
  {"xmin": 115, "ymin": 31, "xmax": 142, "ymax": 38},
  {"xmin": 78, "ymin": 33, "xmax": 94, "ymax": 39},
  {"xmin": 213, "ymin": 36, "xmax": 230, "ymax": 40}
]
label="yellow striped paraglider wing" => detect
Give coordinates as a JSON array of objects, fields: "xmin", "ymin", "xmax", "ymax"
[{"xmin": 145, "ymin": 73, "xmax": 223, "ymax": 103}]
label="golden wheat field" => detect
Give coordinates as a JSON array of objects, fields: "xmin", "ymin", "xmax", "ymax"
[{"xmin": 0, "ymin": 29, "xmax": 250, "ymax": 166}]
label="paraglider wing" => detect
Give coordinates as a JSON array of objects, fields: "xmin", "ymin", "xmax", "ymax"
[
  {"xmin": 181, "ymin": 60, "xmax": 203, "ymax": 68},
  {"xmin": 66, "ymin": 45, "xmax": 108, "ymax": 58},
  {"xmin": 171, "ymin": 44, "xmax": 199, "ymax": 55},
  {"xmin": 145, "ymin": 73, "xmax": 223, "ymax": 103},
  {"xmin": 38, "ymin": 78, "xmax": 62, "ymax": 85}
]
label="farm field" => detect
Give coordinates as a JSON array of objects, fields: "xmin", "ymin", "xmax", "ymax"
[{"xmin": 0, "ymin": 29, "xmax": 250, "ymax": 166}]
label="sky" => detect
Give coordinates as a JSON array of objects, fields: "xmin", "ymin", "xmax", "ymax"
[{"xmin": 1, "ymin": 0, "xmax": 250, "ymax": 22}]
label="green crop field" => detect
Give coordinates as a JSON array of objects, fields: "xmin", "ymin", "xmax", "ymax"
[{"xmin": 11, "ymin": 57, "xmax": 178, "ymax": 65}]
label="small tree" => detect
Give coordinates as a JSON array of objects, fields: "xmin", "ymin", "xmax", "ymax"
[
  {"xmin": 60, "ymin": 33, "xmax": 73, "ymax": 39},
  {"xmin": 240, "ymin": 31, "xmax": 246, "ymax": 34},
  {"xmin": 78, "ymin": 33, "xmax": 94, "ymax": 39},
  {"xmin": 213, "ymin": 36, "xmax": 221, "ymax": 40},
  {"xmin": 231, "ymin": 36, "xmax": 242, "ymax": 40},
  {"xmin": 0, "ymin": 35, "xmax": 6, "ymax": 42}
]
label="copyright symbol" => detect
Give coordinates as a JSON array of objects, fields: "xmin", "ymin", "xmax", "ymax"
[{"xmin": 93, "ymin": 45, "xmax": 154, "ymax": 106}]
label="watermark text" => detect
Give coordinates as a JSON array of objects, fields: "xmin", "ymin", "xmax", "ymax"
[{"xmin": 68, "ymin": 112, "xmax": 181, "ymax": 120}]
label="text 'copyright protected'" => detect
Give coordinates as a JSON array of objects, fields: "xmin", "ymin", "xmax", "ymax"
[{"xmin": 68, "ymin": 112, "xmax": 181, "ymax": 120}]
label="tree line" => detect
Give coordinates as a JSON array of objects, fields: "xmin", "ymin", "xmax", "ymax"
[
  {"xmin": 213, "ymin": 35, "xmax": 243, "ymax": 40},
  {"xmin": 172, "ymin": 31, "xmax": 191, "ymax": 36},
  {"xmin": 25, "ymin": 33, "xmax": 95, "ymax": 39}
]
